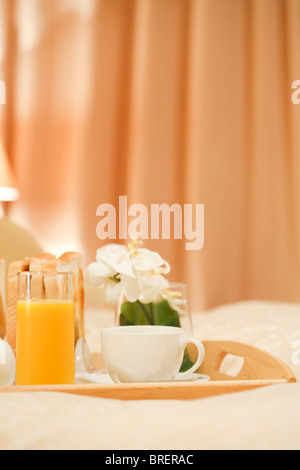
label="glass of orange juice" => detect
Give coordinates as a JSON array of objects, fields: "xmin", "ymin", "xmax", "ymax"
[{"xmin": 16, "ymin": 272, "xmax": 75, "ymax": 385}]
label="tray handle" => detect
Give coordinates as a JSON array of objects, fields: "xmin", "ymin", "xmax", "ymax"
[{"xmin": 193, "ymin": 340, "xmax": 297, "ymax": 382}]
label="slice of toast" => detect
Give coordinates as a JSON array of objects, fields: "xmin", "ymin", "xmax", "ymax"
[
  {"xmin": 0, "ymin": 259, "xmax": 6, "ymax": 339},
  {"xmin": 29, "ymin": 252, "xmax": 84, "ymax": 339},
  {"xmin": 27, "ymin": 254, "xmax": 57, "ymax": 300},
  {"xmin": 6, "ymin": 253, "xmax": 84, "ymax": 354},
  {"xmin": 28, "ymin": 253, "xmax": 57, "ymax": 273}
]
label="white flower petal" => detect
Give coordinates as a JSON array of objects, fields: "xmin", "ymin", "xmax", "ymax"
[
  {"xmin": 106, "ymin": 282, "xmax": 122, "ymax": 307},
  {"xmin": 132, "ymin": 248, "xmax": 168, "ymax": 272},
  {"xmin": 138, "ymin": 273, "xmax": 169, "ymax": 304},
  {"xmin": 96, "ymin": 244, "xmax": 135, "ymax": 278},
  {"xmin": 121, "ymin": 275, "xmax": 143, "ymax": 303},
  {"xmin": 96, "ymin": 243, "xmax": 129, "ymax": 262},
  {"xmin": 84, "ymin": 262, "xmax": 113, "ymax": 287}
]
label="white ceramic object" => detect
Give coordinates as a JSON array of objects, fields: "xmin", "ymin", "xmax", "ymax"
[
  {"xmin": 0, "ymin": 339, "xmax": 16, "ymax": 386},
  {"xmin": 101, "ymin": 325, "xmax": 205, "ymax": 383},
  {"xmin": 76, "ymin": 371, "xmax": 210, "ymax": 385}
]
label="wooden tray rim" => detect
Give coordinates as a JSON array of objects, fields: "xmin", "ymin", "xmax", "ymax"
[
  {"xmin": 1, "ymin": 340, "xmax": 296, "ymax": 400},
  {"xmin": 0, "ymin": 377, "xmax": 294, "ymax": 401}
]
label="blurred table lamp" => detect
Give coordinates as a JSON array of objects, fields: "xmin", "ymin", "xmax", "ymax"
[
  {"xmin": 0, "ymin": 139, "xmax": 20, "ymax": 214},
  {"xmin": 0, "ymin": 86, "xmax": 42, "ymax": 338},
  {"xmin": 0, "ymin": 138, "xmax": 42, "ymax": 275}
]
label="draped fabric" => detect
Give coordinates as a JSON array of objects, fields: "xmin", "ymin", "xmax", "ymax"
[{"xmin": 0, "ymin": 0, "xmax": 300, "ymax": 311}]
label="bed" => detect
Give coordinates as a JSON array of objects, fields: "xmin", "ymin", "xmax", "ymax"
[{"xmin": 0, "ymin": 300, "xmax": 299, "ymax": 450}]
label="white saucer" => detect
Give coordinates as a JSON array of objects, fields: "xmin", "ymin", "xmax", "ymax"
[
  {"xmin": 172, "ymin": 373, "xmax": 210, "ymax": 383},
  {"xmin": 76, "ymin": 371, "xmax": 210, "ymax": 385},
  {"xmin": 75, "ymin": 339, "xmax": 210, "ymax": 385}
]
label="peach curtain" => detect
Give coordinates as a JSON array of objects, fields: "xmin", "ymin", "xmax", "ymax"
[{"xmin": 1, "ymin": 0, "xmax": 300, "ymax": 312}]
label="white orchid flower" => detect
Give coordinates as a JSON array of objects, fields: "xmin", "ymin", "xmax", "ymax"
[
  {"xmin": 122, "ymin": 271, "xmax": 169, "ymax": 304},
  {"xmin": 121, "ymin": 244, "xmax": 170, "ymax": 303},
  {"xmin": 138, "ymin": 273, "xmax": 169, "ymax": 304},
  {"xmin": 130, "ymin": 247, "xmax": 170, "ymax": 275},
  {"xmin": 84, "ymin": 260, "xmax": 122, "ymax": 307},
  {"xmin": 85, "ymin": 242, "xmax": 171, "ymax": 306},
  {"xmin": 96, "ymin": 244, "xmax": 135, "ymax": 278},
  {"xmin": 84, "ymin": 261, "xmax": 114, "ymax": 286}
]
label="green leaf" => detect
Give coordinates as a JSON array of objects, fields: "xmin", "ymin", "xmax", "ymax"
[
  {"xmin": 119, "ymin": 300, "xmax": 152, "ymax": 325},
  {"xmin": 152, "ymin": 299, "xmax": 181, "ymax": 327},
  {"xmin": 180, "ymin": 349, "xmax": 194, "ymax": 372}
]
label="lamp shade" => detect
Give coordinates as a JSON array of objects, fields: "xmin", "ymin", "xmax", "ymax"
[{"xmin": 0, "ymin": 139, "xmax": 19, "ymax": 202}]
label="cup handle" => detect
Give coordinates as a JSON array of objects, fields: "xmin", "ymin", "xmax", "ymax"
[{"xmin": 175, "ymin": 337, "xmax": 205, "ymax": 380}]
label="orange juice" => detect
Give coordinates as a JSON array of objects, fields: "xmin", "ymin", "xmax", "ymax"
[{"xmin": 16, "ymin": 300, "xmax": 75, "ymax": 385}]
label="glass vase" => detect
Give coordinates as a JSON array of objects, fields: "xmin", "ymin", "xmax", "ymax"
[{"xmin": 115, "ymin": 282, "xmax": 194, "ymax": 372}]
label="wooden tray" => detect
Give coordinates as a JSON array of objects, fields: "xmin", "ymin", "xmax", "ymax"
[{"xmin": 1, "ymin": 341, "xmax": 296, "ymax": 400}]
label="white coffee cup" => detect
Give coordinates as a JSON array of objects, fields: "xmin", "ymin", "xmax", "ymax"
[{"xmin": 101, "ymin": 325, "xmax": 205, "ymax": 383}]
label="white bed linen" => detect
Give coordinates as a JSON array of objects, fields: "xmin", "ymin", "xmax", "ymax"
[{"xmin": 0, "ymin": 300, "xmax": 299, "ymax": 450}]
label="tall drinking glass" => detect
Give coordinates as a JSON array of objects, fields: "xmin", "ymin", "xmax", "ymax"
[
  {"xmin": 16, "ymin": 272, "xmax": 75, "ymax": 385},
  {"xmin": 163, "ymin": 282, "xmax": 194, "ymax": 336}
]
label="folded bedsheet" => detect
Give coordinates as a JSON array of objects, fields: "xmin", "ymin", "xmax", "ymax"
[{"xmin": 0, "ymin": 300, "xmax": 299, "ymax": 450}]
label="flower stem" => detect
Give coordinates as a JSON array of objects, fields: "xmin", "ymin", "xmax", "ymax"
[
  {"xmin": 150, "ymin": 302, "xmax": 155, "ymax": 324},
  {"xmin": 137, "ymin": 300, "xmax": 154, "ymax": 325},
  {"xmin": 109, "ymin": 273, "xmax": 121, "ymax": 283}
]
